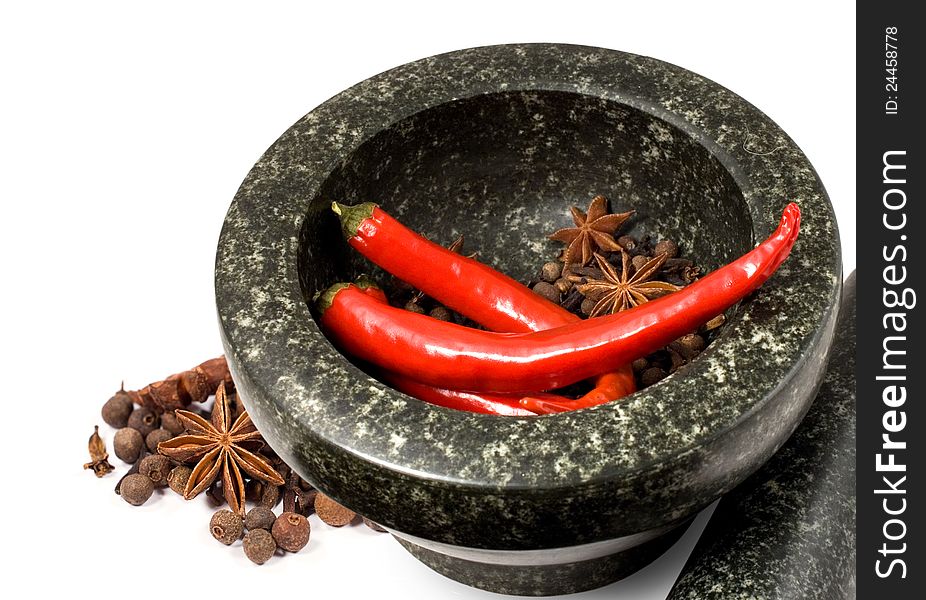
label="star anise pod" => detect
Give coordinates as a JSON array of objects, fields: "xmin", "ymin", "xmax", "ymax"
[
  {"xmin": 577, "ymin": 252, "xmax": 681, "ymax": 316},
  {"xmin": 548, "ymin": 195, "xmax": 634, "ymax": 267},
  {"xmin": 158, "ymin": 383, "xmax": 284, "ymax": 515}
]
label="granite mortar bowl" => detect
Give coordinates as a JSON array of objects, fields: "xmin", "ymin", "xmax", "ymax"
[{"xmin": 216, "ymin": 44, "xmax": 841, "ymax": 595}]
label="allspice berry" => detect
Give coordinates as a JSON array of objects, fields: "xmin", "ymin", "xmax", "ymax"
[
  {"xmin": 641, "ymin": 367, "xmax": 668, "ymax": 387},
  {"xmin": 167, "ymin": 465, "xmax": 192, "ymax": 496},
  {"xmin": 210, "ymin": 509, "xmax": 243, "ymax": 545},
  {"xmin": 654, "ymin": 239, "xmax": 679, "ymax": 259},
  {"xmin": 540, "ymin": 261, "xmax": 562, "ymax": 283},
  {"xmin": 145, "ymin": 428, "xmax": 173, "ymax": 453},
  {"xmin": 160, "ymin": 411, "xmax": 184, "ymax": 436},
  {"xmin": 101, "ymin": 389, "xmax": 134, "ymax": 428},
  {"xmin": 113, "ymin": 427, "xmax": 144, "ymax": 463},
  {"xmin": 127, "ymin": 407, "xmax": 159, "ymax": 437},
  {"xmin": 631, "ymin": 254, "xmax": 650, "ymax": 272},
  {"xmin": 245, "ymin": 507, "xmax": 277, "ymax": 531},
  {"xmin": 243, "ymin": 529, "xmax": 276, "ymax": 565},
  {"xmin": 580, "ymin": 297, "xmax": 597, "ymax": 316},
  {"xmin": 314, "ymin": 493, "xmax": 357, "ymax": 527},
  {"xmin": 531, "ymin": 281, "xmax": 559, "ymax": 303},
  {"xmin": 672, "ymin": 333, "xmax": 706, "ymax": 360},
  {"xmin": 617, "ymin": 235, "xmax": 637, "ymax": 251},
  {"xmin": 429, "ymin": 306, "xmax": 454, "ymax": 322},
  {"xmin": 119, "ymin": 474, "xmax": 154, "ymax": 506},
  {"xmin": 139, "ymin": 454, "xmax": 171, "ymax": 487},
  {"xmin": 403, "ymin": 301, "xmax": 425, "ymax": 314},
  {"xmin": 631, "ymin": 358, "xmax": 650, "ymax": 373},
  {"xmin": 272, "ymin": 512, "xmax": 310, "ymax": 552}
]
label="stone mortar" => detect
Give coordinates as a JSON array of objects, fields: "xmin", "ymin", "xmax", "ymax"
[{"xmin": 215, "ymin": 44, "xmax": 841, "ymax": 595}]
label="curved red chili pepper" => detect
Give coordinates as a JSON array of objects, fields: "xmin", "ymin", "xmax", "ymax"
[
  {"xmin": 379, "ymin": 373, "xmax": 550, "ymax": 417},
  {"xmin": 354, "ymin": 279, "xmax": 551, "ymax": 415},
  {"xmin": 333, "ymin": 201, "xmax": 636, "ymax": 405},
  {"xmin": 317, "ymin": 203, "xmax": 800, "ymax": 394}
]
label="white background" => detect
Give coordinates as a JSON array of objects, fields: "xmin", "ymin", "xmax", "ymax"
[{"xmin": 1, "ymin": 1, "xmax": 854, "ymax": 598}]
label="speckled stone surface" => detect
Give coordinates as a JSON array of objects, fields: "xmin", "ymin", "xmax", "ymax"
[
  {"xmin": 397, "ymin": 521, "xmax": 690, "ymax": 596},
  {"xmin": 215, "ymin": 44, "xmax": 841, "ymax": 594},
  {"xmin": 668, "ymin": 271, "xmax": 856, "ymax": 600}
]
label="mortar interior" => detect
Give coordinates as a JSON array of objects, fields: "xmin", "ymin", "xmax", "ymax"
[{"xmin": 298, "ymin": 90, "xmax": 752, "ymax": 395}]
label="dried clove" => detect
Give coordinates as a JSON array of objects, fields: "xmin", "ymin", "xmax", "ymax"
[
  {"xmin": 125, "ymin": 356, "xmax": 233, "ymax": 413},
  {"xmin": 83, "ymin": 426, "xmax": 115, "ymax": 478}
]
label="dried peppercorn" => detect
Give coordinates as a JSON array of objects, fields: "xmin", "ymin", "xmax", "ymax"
[
  {"xmin": 617, "ymin": 234, "xmax": 636, "ymax": 251},
  {"xmin": 245, "ymin": 507, "xmax": 276, "ymax": 531},
  {"xmin": 145, "ymin": 428, "xmax": 172, "ymax": 453},
  {"xmin": 641, "ymin": 367, "xmax": 668, "ymax": 387},
  {"xmin": 631, "ymin": 254, "xmax": 650, "ymax": 272},
  {"xmin": 272, "ymin": 512, "xmax": 310, "ymax": 552},
  {"xmin": 654, "ymin": 239, "xmax": 679, "ymax": 259},
  {"xmin": 127, "ymin": 407, "xmax": 159, "ymax": 437},
  {"xmin": 540, "ymin": 261, "xmax": 562, "ymax": 283},
  {"xmin": 119, "ymin": 474, "xmax": 154, "ymax": 506},
  {"xmin": 429, "ymin": 306, "xmax": 454, "ymax": 322},
  {"xmin": 113, "ymin": 427, "xmax": 144, "ymax": 463},
  {"xmin": 403, "ymin": 300, "xmax": 425, "ymax": 314},
  {"xmin": 101, "ymin": 386, "xmax": 134, "ymax": 428},
  {"xmin": 138, "ymin": 454, "xmax": 171, "ymax": 487},
  {"xmin": 159, "ymin": 411, "xmax": 184, "ymax": 436},
  {"xmin": 670, "ymin": 333, "xmax": 706, "ymax": 360},
  {"xmin": 167, "ymin": 465, "xmax": 192, "ymax": 496},
  {"xmin": 580, "ymin": 297, "xmax": 596, "ymax": 316},
  {"xmin": 210, "ymin": 509, "xmax": 243, "ymax": 545},
  {"xmin": 243, "ymin": 529, "xmax": 276, "ymax": 565},
  {"xmin": 314, "ymin": 493, "xmax": 356, "ymax": 527}
]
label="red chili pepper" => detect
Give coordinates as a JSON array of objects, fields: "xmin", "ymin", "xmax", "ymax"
[
  {"xmin": 332, "ymin": 201, "xmax": 636, "ymax": 406},
  {"xmin": 379, "ymin": 373, "xmax": 550, "ymax": 417},
  {"xmin": 352, "ymin": 279, "xmax": 549, "ymax": 415},
  {"xmin": 317, "ymin": 203, "xmax": 800, "ymax": 394}
]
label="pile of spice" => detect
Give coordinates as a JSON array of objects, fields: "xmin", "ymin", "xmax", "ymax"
[
  {"xmin": 531, "ymin": 195, "xmax": 722, "ymax": 390},
  {"xmin": 85, "ymin": 357, "xmax": 385, "ymax": 565},
  {"xmin": 320, "ymin": 198, "xmax": 799, "ymax": 414}
]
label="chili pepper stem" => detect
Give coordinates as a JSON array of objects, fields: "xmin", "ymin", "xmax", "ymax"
[
  {"xmin": 315, "ymin": 282, "xmax": 353, "ymax": 314},
  {"xmin": 332, "ymin": 201, "xmax": 376, "ymax": 240}
]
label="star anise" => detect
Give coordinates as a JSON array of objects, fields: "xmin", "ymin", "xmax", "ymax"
[
  {"xmin": 548, "ymin": 195, "xmax": 634, "ymax": 267},
  {"xmin": 577, "ymin": 252, "xmax": 681, "ymax": 316},
  {"xmin": 158, "ymin": 383, "xmax": 284, "ymax": 515}
]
